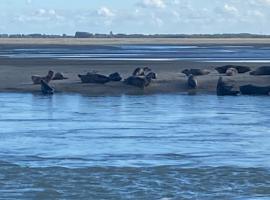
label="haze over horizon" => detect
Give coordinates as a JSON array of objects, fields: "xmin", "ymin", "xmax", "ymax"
[{"xmin": 1, "ymin": 0, "xmax": 270, "ymax": 35}]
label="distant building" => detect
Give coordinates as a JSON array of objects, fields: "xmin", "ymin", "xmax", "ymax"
[{"xmin": 75, "ymin": 32, "xmax": 93, "ymax": 38}]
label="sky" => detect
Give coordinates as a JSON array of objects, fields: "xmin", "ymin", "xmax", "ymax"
[{"xmin": 1, "ymin": 0, "xmax": 270, "ymax": 35}]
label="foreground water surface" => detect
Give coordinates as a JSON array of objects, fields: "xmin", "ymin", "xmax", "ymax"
[{"xmin": 0, "ymin": 93, "xmax": 270, "ymax": 199}]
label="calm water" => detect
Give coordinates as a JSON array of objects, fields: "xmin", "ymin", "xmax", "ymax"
[
  {"xmin": 1, "ymin": 44, "xmax": 270, "ymax": 62},
  {"xmin": 0, "ymin": 93, "xmax": 270, "ymax": 199}
]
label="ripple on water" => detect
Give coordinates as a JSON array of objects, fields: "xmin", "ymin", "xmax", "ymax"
[{"xmin": 0, "ymin": 161, "xmax": 270, "ymax": 199}]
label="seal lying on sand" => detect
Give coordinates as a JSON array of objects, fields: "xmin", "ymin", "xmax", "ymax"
[
  {"xmin": 32, "ymin": 70, "xmax": 54, "ymax": 84},
  {"xmin": 109, "ymin": 72, "xmax": 122, "ymax": 82},
  {"xmin": 182, "ymin": 69, "xmax": 210, "ymax": 76},
  {"xmin": 215, "ymin": 65, "xmax": 251, "ymax": 74},
  {"xmin": 226, "ymin": 68, "xmax": 238, "ymax": 76},
  {"xmin": 40, "ymin": 80, "xmax": 54, "ymax": 95},
  {"xmin": 216, "ymin": 77, "xmax": 240, "ymax": 96},
  {"xmin": 187, "ymin": 75, "xmax": 198, "ymax": 89},
  {"xmin": 52, "ymin": 72, "xmax": 68, "ymax": 80},
  {"xmin": 250, "ymin": 66, "xmax": 270, "ymax": 75},
  {"xmin": 240, "ymin": 84, "xmax": 270, "ymax": 95},
  {"xmin": 124, "ymin": 72, "xmax": 157, "ymax": 89},
  {"xmin": 78, "ymin": 72, "xmax": 110, "ymax": 84}
]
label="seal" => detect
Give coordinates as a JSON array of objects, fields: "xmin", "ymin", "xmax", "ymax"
[
  {"xmin": 182, "ymin": 69, "xmax": 210, "ymax": 76},
  {"xmin": 109, "ymin": 72, "xmax": 122, "ymax": 82},
  {"xmin": 216, "ymin": 77, "xmax": 240, "ymax": 96},
  {"xmin": 78, "ymin": 72, "xmax": 110, "ymax": 84},
  {"xmin": 124, "ymin": 72, "xmax": 157, "ymax": 89},
  {"xmin": 40, "ymin": 80, "xmax": 54, "ymax": 95},
  {"xmin": 187, "ymin": 74, "xmax": 198, "ymax": 89},
  {"xmin": 32, "ymin": 70, "xmax": 54, "ymax": 85},
  {"xmin": 250, "ymin": 66, "xmax": 270, "ymax": 75},
  {"xmin": 240, "ymin": 84, "xmax": 270, "ymax": 95}
]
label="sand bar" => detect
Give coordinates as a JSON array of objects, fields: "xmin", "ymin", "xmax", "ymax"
[{"xmin": 0, "ymin": 38, "xmax": 269, "ymax": 95}]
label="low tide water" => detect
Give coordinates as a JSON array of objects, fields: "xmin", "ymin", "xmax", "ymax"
[
  {"xmin": 0, "ymin": 93, "xmax": 270, "ymax": 199},
  {"xmin": 1, "ymin": 44, "xmax": 270, "ymax": 62}
]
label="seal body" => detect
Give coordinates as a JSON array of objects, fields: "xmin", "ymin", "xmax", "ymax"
[
  {"xmin": 240, "ymin": 84, "xmax": 270, "ymax": 95},
  {"xmin": 124, "ymin": 76, "xmax": 149, "ymax": 88},
  {"xmin": 109, "ymin": 72, "xmax": 122, "ymax": 82},
  {"xmin": 250, "ymin": 66, "xmax": 270, "ymax": 75},
  {"xmin": 78, "ymin": 73, "xmax": 110, "ymax": 84},
  {"xmin": 124, "ymin": 72, "xmax": 156, "ymax": 89},
  {"xmin": 32, "ymin": 70, "xmax": 54, "ymax": 85},
  {"xmin": 40, "ymin": 80, "xmax": 54, "ymax": 95},
  {"xmin": 216, "ymin": 77, "xmax": 240, "ymax": 96},
  {"xmin": 187, "ymin": 75, "xmax": 198, "ymax": 89}
]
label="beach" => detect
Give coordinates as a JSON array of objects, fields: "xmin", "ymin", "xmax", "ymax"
[{"xmin": 0, "ymin": 38, "xmax": 269, "ymax": 95}]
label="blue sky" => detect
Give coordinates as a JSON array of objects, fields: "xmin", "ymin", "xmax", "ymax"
[{"xmin": 1, "ymin": 0, "xmax": 270, "ymax": 35}]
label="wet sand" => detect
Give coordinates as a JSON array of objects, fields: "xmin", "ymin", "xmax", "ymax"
[{"xmin": 0, "ymin": 39, "xmax": 269, "ymax": 95}]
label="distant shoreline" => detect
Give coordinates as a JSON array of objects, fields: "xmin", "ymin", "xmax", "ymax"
[{"xmin": 2, "ymin": 38, "xmax": 270, "ymax": 46}]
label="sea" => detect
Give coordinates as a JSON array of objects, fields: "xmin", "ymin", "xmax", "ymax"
[{"xmin": 0, "ymin": 44, "xmax": 269, "ymax": 199}]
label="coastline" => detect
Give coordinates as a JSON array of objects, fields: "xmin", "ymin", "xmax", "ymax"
[{"xmin": 2, "ymin": 38, "xmax": 270, "ymax": 46}]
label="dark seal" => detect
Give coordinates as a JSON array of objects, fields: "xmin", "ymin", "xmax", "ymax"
[
  {"xmin": 250, "ymin": 66, "xmax": 270, "ymax": 75},
  {"xmin": 216, "ymin": 77, "xmax": 240, "ymax": 96},
  {"xmin": 240, "ymin": 84, "xmax": 270, "ymax": 95}
]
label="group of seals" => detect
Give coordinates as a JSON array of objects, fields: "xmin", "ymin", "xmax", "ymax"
[
  {"xmin": 32, "ymin": 71, "xmax": 68, "ymax": 85},
  {"xmin": 124, "ymin": 71, "xmax": 157, "ymax": 89},
  {"xmin": 183, "ymin": 65, "xmax": 270, "ymax": 96},
  {"xmin": 33, "ymin": 64, "xmax": 270, "ymax": 96},
  {"xmin": 216, "ymin": 77, "xmax": 270, "ymax": 96},
  {"xmin": 124, "ymin": 68, "xmax": 157, "ymax": 88},
  {"xmin": 31, "ymin": 70, "xmax": 67, "ymax": 94},
  {"xmin": 77, "ymin": 68, "xmax": 157, "ymax": 89}
]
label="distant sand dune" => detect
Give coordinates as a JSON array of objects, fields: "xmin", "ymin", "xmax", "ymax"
[{"xmin": 1, "ymin": 38, "xmax": 270, "ymax": 45}]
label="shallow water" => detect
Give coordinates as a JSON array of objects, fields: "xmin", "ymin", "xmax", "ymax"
[
  {"xmin": 1, "ymin": 44, "xmax": 270, "ymax": 62},
  {"xmin": 0, "ymin": 93, "xmax": 270, "ymax": 199}
]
